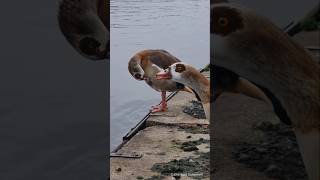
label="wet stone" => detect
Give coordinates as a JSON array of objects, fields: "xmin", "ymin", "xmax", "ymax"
[{"xmin": 183, "ymin": 100, "xmax": 206, "ymax": 119}]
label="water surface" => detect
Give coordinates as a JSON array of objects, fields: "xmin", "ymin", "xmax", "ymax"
[{"xmin": 110, "ymin": 0, "xmax": 210, "ymax": 150}]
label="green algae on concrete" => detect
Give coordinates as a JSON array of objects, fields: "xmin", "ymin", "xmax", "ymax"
[
  {"xmin": 111, "ymin": 70, "xmax": 210, "ymax": 179},
  {"xmin": 151, "ymin": 153, "xmax": 209, "ymax": 179},
  {"xmin": 179, "ymin": 138, "xmax": 210, "ymax": 152}
]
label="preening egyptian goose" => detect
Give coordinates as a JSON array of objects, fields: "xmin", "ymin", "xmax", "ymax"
[
  {"xmin": 211, "ymin": 4, "xmax": 319, "ymax": 180},
  {"xmin": 128, "ymin": 50, "xmax": 193, "ymax": 113},
  {"xmin": 156, "ymin": 63, "xmax": 211, "ymax": 119},
  {"xmin": 58, "ymin": 0, "xmax": 109, "ymax": 60}
]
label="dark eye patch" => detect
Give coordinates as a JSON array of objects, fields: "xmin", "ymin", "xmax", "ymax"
[
  {"xmin": 79, "ymin": 37, "xmax": 101, "ymax": 55},
  {"xmin": 211, "ymin": 6, "xmax": 244, "ymax": 36},
  {"xmin": 175, "ymin": 64, "xmax": 186, "ymax": 73}
]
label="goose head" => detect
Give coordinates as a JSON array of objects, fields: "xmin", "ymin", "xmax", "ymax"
[
  {"xmin": 58, "ymin": 0, "xmax": 109, "ymax": 60},
  {"xmin": 128, "ymin": 56, "xmax": 146, "ymax": 81}
]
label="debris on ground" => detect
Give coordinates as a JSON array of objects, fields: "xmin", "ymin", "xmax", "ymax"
[
  {"xmin": 183, "ymin": 100, "xmax": 206, "ymax": 119},
  {"xmin": 233, "ymin": 121, "xmax": 308, "ymax": 180},
  {"xmin": 151, "ymin": 152, "xmax": 209, "ymax": 179}
]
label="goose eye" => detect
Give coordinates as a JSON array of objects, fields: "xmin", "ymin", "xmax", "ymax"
[
  {"xmin": 218, "ymin": 17, "xmax": 228, "ymax": 26},
  {"xmin": 79, "ymin": 37, "xmax": 101, "ymax": 55}
]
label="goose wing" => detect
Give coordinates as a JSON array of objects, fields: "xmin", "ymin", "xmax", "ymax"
[{"xmin": 148, "ymin": 50, "xmax": 181, "ymax": 70}]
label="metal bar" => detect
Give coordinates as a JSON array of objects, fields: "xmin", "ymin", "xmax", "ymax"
[
  {"xmin": 110, "ymin": 152, "xmax": 143, "ymax": 159},
  {"xmin": 285, "ymin": 3, "xmax": 320, "ymax": 36}
]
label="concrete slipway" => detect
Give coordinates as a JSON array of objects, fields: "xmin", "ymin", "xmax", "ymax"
[{"xmin": 111, "ymin": 71, "xmax": 210, "ymax": 180}]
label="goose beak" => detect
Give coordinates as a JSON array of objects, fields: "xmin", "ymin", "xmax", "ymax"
[
  {"xmin": 156, "ymin": 70, "xmax": 171, "ymax": 80},
  {"xmin": 232, "ymin": 78, "xmax": 273, "ymax": 107}
]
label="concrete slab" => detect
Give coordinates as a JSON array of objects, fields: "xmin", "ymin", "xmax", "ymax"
[
  {"xmin": 111, "ymin": 73, "xmax": 210, "ymax": 180},
  {"xmin": 293, "ymin": 30, "xmax": 320, "ymax": 61},
  {"xmin": 212, "ymin": 93, "xmax": 278, "ymax": 180},
  {"xmin": 111, "ymin": 126, "xmax": 209, "ymax": 180}
]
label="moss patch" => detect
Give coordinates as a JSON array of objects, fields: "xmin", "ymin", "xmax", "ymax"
[
  {"xmin": 179, "ymin": 138, "xmax": 209, "ymax": 152},
  {"xmin": 151, "ymin": 153, "xmax": 209, "ymax": 179}
]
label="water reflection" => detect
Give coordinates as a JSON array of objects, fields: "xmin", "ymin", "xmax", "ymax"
[{"xmin": 110, "ymin": 0, "xmax": 210, "ymax": 149}]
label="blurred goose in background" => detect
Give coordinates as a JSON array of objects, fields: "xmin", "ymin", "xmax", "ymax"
[
  {"xmin": 211, "ymin": 4, "xmax": 319, "ymax": 180},
  {"xmin": 58, "ymin": 0, "xmax": 109, "ymax": 60},
  {"xmin": 128, "ymin": 50, "xmax": 193, "ymax": 113}
]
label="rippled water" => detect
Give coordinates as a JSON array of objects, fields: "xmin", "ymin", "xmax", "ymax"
[{"xmin": 110, "ymin": 0, "xmax": 210, "ymax": 149}]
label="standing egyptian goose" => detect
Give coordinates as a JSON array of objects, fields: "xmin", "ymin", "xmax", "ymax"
[
  {"xmin": 211, "ymin": 4, "xmax": 319, "ymax": 180},
  {"xmin": 58, "ymin": 0, "xmax": 109, "ymax": 60},
  {"xmin": 128, "ymin": 49, "xmax": 193, "ymax": 113}
]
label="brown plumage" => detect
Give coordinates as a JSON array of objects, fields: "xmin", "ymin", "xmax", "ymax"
[{"xmin": 58, "ymin": 0, "xmax": 109, "ymax": 60}]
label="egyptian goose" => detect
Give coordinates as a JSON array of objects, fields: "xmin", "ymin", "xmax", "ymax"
[
  {"xmin": 211, "ymin": 4, "xmax": 319, "ymax": 180},
  {"xmin": 128, "ymin": 49, "xmax": 193, "ymax": 113},
  {"xmin": 58, "ymin": 0, "xmax": 109, "ymax": 60},
  {"xmin": 156, "ymin": 63, "xmax": 211, "ymax": 119}
]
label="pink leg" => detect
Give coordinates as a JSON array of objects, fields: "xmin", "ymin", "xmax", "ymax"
[
  {"xmin": 161, "ymin": 91, "xmax": 167, "ymax": 110},
  {"xmin": 150, "ymin": 91, "xmax": 167, "ymax": 113}
]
